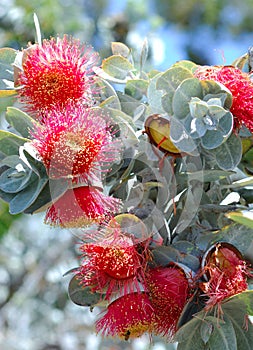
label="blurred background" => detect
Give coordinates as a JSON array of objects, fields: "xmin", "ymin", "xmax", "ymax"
[{"xmin": 0, "ymin": 1, "xmax": 253, "ymax": 349}]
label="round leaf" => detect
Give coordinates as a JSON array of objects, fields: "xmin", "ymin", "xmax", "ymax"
[
  {"xmin": 68, "ymin": 275, "xmax": 101, "ymax": 307},
  {"xmin": 102, "ymin": 55, "xmax": 134, "ymax": 80},
  {"xmin": 111, "ymin": 42, "xmax": 130, "ymax": 58},
  {"xmin": 147, "ymin": 72, "xmax": 165, "ymax": 113},
  {"xmin": 5, "ymin": 107, "xmax": 36, "ymax": 139},
  {"xmin": 0, "ymin": 166, "xmax": 31, "ymax": 193},
  {"xmin": 0, "ymin": 130, "xmax": 28, "ymax": 159},
  {"xmin": 170, "ymin": 116, "xmax": 198, "ymax": 153},
  {"xmin": 214, "ymin": 133, "xmax": 242, "ymax": 170},
  {"xmin": 172, "ymin": 78, "xmax": 203, "ymax": 119},
  {"xmin": 156, "ymin": 66, "xmax": 193, "ymax": 93}
]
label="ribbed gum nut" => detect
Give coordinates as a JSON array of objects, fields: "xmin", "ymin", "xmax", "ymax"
[
  {"xmin": 144, "ymin": 114, "xmax": 182, "ymax": 156},
  {"xmin": 201, "ymin": 242, "xmax": 243, "ymax": 281},
  {"xmin": 107, "ymin": 213, "xmax": 150, "ymax": 244}
]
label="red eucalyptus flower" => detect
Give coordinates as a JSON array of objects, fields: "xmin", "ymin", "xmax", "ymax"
[
  {"xmin": 195, "ymin": 65, "xmax": 253, "ymax": 132},
  {"xmin": 18, "ymin": 35, "xmax": 99, "ymax": 115},
  {"xmin": 201, "ymin": 244, "xmax": 251, "ymax": 312},
  {"xmin": 45, "ymin": 186, "xmax": 121, "ymax": 228},
  {"xmin": 77, "ymin": 220, "xmax": 151, "ymax": 299},
  {"xmin": 146, "ymin": 266, "xmax": 189, "ymax": 339},
  {"xmin": 95, "ymin": 292, "xmax": 154, "ymax": 339},
  {"xmin": 31, "ymin": 103, "xmax": 120, "ymax": 181}
]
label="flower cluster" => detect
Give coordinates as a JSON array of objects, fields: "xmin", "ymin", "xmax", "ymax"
[
  {"xmin": 15, "ymin": 35, "xmax": 122, "ymax": 228},
  {"xmin": 76, "ymin": 219, "xmax": 251, "ymax": 340},
  {"xmin": 74, "ymin": 215, "xmax": 190, "ymax": 340}
]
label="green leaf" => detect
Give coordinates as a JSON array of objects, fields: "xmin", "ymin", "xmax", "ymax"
[
  {"xmin": 175, "ymin": 182, "xmax": 203, "ymax": 234},
  {"xmin": 117, "ymin": 91, "xmax": 143, "ymax": 116},
  {"xmin": 172, "ymin": 60, "xmax": 198, "ymax": 73},
  {"xmin": 9, "ymin": 175, "xmax": 48, "ymax": 214},
  {"xmin": 200, "ymin": 317, "xmax": 214, "ymax": 344},
  {"xmin": 187, "ymin": 169, "xmax": 234, "ymax": 183},
  {"xmin": 22, "ymin": 149, "xmax": 48, "ymax": 178},
  {"xmin": 156, "ymin": 66, "xmax": 193, "ymax": 93},
  {"xmin": 177, "ymin": 291, "xmax": 207, "ymax": 328},
  {"xmin": 172, "ymin": 78, "xmax": 203, "ymax": 119},
  {"xmin": 125, "ymin": 79, "xmax": 148, "ymax": 99},
  {"xmin": 24, "ymin": 178, "xmax": 69, "ymax": 214},
  {"xmin": 161, "ymin": 93, "xmax": 173, "ymax": 114},
  {"xmin": 5, "ymin": 107, "xmax": 35, "ymax": 139},
  {"xmin": 1, "ymin": 154, "xmax": 24, "ymax": 168},
  {"xmin": 157, "ymin": 67, "xmax": 194, "ymax": 115},
  {"xmin": 223, "ymin": 176, "xmax": 253, "ymax": 189},
  {"xmin": 152, "ymin": 245, "xmax": 200, "ymax": 271},
  {"xmin": 0, "ymin": 130, "xmax": 28, "ymax": 159},
  {"xmin": 232, "ymin": 52, "xmax": 248, "ymax": 70},
  {"xmin": 101, "ymin": 107, "xmax": 138, "ymax": 148},
  {"xmin": 147, "ymin": 72, "xmax": 165, "ymax": 114},
  {"xmin": 0, "ymin": 47, "xmax": 17, "ymax": 65},
  {"xmin": 176, "ymin": 292, "xmax": 253, "ymax": 350},
  {"xmin": 96, "ymin": 77, "xmax": 121, "ymax": 110},
  {"xmin": 226, "ymin": 210, "xmax": 253, "ymax": 229},
  {"xmin": 0, "ymin": 166, "xmax": 32, "ymax": 193},
  {"xmin": 203, "ymin": 315, "xmax": 237, "ymax": 350},
  {"xmin": 0, "ymin": 48, "xmax": 16, "ymax": 84},
  {"xmin": 0, "ymin": 189, "xmax": 15, "ymax": 203},
  {"xmin": 226, "ymin": 290, "xmax": 253, "ymax": 315},
  {"xmin": 200, "ymin": 80, "xmax": 232, "ymax": 109},
  {"xmin": 175, "ymin": 316, "xmax": 206, "ymax": 350},
  {"xmin": 170, "ymin": 116, "xmax": 198, "ymax": 153},
  {"xmin": 201, "ymin": 129, "xmax": 225, "ymax": 149},
  {"xmin": 102, "ymin": 55, "xmax": 134, "ymax": 80},
  {"xmin": 23, "ymin": 180, "xmax": 51, "ymax": 214},
  {"xmin": 68, "ymin": 275, "xmax": 102, "ymax": 307},
  {"xmin": 222, "ymin": 291, "xmax": 253, "ymax": 350},
  {"xmin": 200, "ymin": 112, "xmax": 233, "ymax": 150},
  {"xmin": 111, "ymin": 42, "xmax": 130, "ymax": 58},
  {"xmin": 242, "ymin": 144, "xmax": 253, "ymax": 173},
  {"xmin": 173, "ymin": 240, "xmax": 200, "ymax": 256},
  {"xmin": 196, "ymin": 223, "xmax": 253, "ymax": 257},
  {"xmin": 140, "ymin": 38, "xmax": 149, "ymax": 73},
  {"xmin": 0, "ymin": 95, "xmax": 15, "ymax": 115},
  {"xmin": 0, "ymin": 201, "xmax": 21, "ymax": 238},
  {"xmin": 213, "ymin": 133, "xmax": 242, "ymax": 170}
]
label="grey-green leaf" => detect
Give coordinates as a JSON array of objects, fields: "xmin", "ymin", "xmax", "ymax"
[
  {"xmin": 204, "ymin": 315, "xmax": 237, "ymax": 350},
  {"xmin": 175, "ymin": 316, "xmax": 206, "ymax": 350},
  {"xmin": 68, "ymin": 275, "xmax": 101, "ymax": 307},
  {"xmin": 0, "ymin": 166, "xmax": 32, "ymax": 193},
  {"xmin": 170, "ymin": 117, "xmax": 198, "ymax": 153},
  {"xmin": 0, "ymin": 130, "xmax": 28, "ymax": 160},
  {"xmin": 156, "ymin": 66, "xmax": 193, "ymax": 93},
  {"xmin": 5, "ymin": 107, "xmax": 36, "ymax": 139},
  {"xmin": 9, "ymin": 175, "xmax": 48, "ymax": 214},
  {"xmin": 214, "ymin": 133, "xmax": 242, "ymax": 170},
  {"xmin": 172, "ymin": 78, "xmax": 203, "ymax": 119}
]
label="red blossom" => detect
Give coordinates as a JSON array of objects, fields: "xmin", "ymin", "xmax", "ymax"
[
  {"xmin": 95, "ymin": 292, "xmax": 155, "ymax": 339},
  {"xmin": 45, "ymin": 186, "xmax": 122, "ymax": 228},
  {"xmin": 31, "ymin": 103, "xmax": 121, "ymax": 181},
  {"xmin": 18, "ymin": 35, "xmax": 99, "ymax": 116},
  {"xmin": 77, "ymin": 220, "xmax": 151, "ymax": 299},
  {"xmin": 200, "ymin": 245, "xmax": 250, "ymax": 311},
  {"xmin": 195, "ymin": 65, "xmax": 253, "ymax": 132},
  {"xmin": 146, "ymin": 266, "xmax": 189, "ymax": 339}
]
